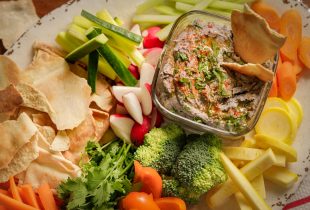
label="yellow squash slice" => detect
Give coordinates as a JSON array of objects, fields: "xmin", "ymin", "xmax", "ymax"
[
  {"xmin": 235, "ymin": 192, "xmax": 253, "ymax": 210},
  {"xmin": 264, "ymin": 97, "xmax": 289, "ymax": 112},
  {"xmin": 286, "ymin": 98, "xmax": 303, "ymax": 128},
  {"xmin": 264, "ymin": 166, "xmax": 298, "ymax": 188},
  {"xmin": 255, "ymin": 107, "xmax": 296, "ymax": 144}
]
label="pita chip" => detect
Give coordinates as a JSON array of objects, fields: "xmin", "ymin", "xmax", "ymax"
[
  {"xmin": 36, "ymin": 125, "xmax": 56, "ymax": 145},
  {"xmin": 50, "ymin": 131, "xmax": 70, "ymax": 152},
  {"xmin": 0, "ymin": 112, "xmax": 37, "ymax": 170},
  {"xmin": 0, "ymin": 55, "xmax": 20, "ymax": 89},
  {"xmin": 22, "ymin": 48, "xmax": 91, "ymax": 130},
  {"xmin": 221, "ymin": 62, "xmax": 274, "ymax": 82},
  {"xmin": 0, "ymin": 84, "xmax": 23, "ymax": 113},
  {"xmin": 231, "ymin": 5, "xmax": 286, "ymax": 64}
]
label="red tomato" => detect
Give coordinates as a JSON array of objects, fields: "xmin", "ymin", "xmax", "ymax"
[{"xmin": 121, "ymin": 192, "xmax": 160, "ymax": 210}]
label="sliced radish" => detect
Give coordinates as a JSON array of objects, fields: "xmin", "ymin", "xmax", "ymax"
[
  {"xmin": 110, "ymin": 114, "xmax": 135, "ymax": 143},
  {"xmin": 112, "ymin": 86, "xmax": 141, "ymax": 103},
  {"xmin": 123, "ymin": 92, "xmax": 143, "ymax": 124},
  {"xmin": 151, "ymin": 108, "xmax": 163, "ymax": 128},
  {"xmin": 128, "ymin": 64, "xmax": 140, "ymax": 80},
  {"xmin": 130, "ymin": 24, "xmax": 143, "ymax": 49},
  {"xmin": 115, "ymin": 103, "xmax": 128, "ymax": 115},
  {"xmin": 140, "ymin": 62, "xmax": 155, "ymax": 85},
  {"xmin": 140, "ymin": 83, "xmax": 152, "ymax": 116},
  {"xmin": 143, "ymin": 47, "xmax": 163, "ymax": 67},
  {"xmin": 142, "ymin": 26, "xmax": 165, "ymax": 49},
  {"xmin": 130, "ymin": 116, "xmax": 151, "ymax": 146}
]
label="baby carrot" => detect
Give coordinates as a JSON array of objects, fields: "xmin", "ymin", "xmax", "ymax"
[
  {"xmin": 298, "ymin": 37, "xmax": 310, "ymax": 69},
  {"xmin": 277, "ymin": 61, "xmax": 296, "ymax": 100},
  {"xmin": 251, "ymin": 1, "xmax": 280, "ymax": 31},
  {"xmin": 19, "ymin": 185, "xmax": 40, "ymax": 209},
  {"xmin": 37, "ymin": 182, "xmax": 58, "ymax": 210},
  {"xmin": 0, "ymin": 193, "xmax": 37, "ymax": 210},
  {"xmin": 279, "ymin": 9, "xmax": 302, "ymax": 62},
  {"xmin": 9, "ymin": 176, "xmax": 22, "ymax": 202}
]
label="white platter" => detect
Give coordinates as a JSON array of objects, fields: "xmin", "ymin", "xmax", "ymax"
[{"xmin": 5, "ymin": 0, "xmax": 310, "ymax": 209}]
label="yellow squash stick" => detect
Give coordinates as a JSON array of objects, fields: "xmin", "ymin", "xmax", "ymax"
[
  {"xmin": 219, "ymin": 152, "xmax": 271, "ymax": 210},
  {"xmin": 235, "ymin": 192, "xmax": 253, "ymax": 210},
  {"xmin": 264, "ymin": 166, "xmax": 298, "ymax": 188},
  {"xmin": 207, "ymin": 148, "xmax": 276, "ymax": 208},
  {"xmin": 251, "ymin": 174, "xmax": 266, "ymax": 199}
]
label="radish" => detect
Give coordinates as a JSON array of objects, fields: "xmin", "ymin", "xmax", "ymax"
[
  {"xmin": 123, "ymin": 92, "xmax": 143, "ymax": 124},
  {"xmin": 143, "ymin": 47, "xmax": 163, "ymax": 67},
  {"xmin": 110, "ymin": 114, "xmax": 135, "ymax": 143},
  {"xmin": 140, "ymin": 83, "xmax": 153, "ymax": 116},
  {"xmin": 112, "ymin": 86, "xmax": 141, "ymax": 103},
  {"xmin": 130, "ymin": 116, "xmax": 151, "ymax": 146},
  {"xmin": 128, "ymin": 64, "xmax": 140, "ymax": 80},
  {"xmin": 151, "ymin": 108, "xmax": 163, "ymax": 128},
  {"xmin": 140, "ymin": 62, "xmax": 155, "ymax": 85},
  {"xmin": 115, "ymin": 103, "xmax": 128, "ymax": 114},
  {"xmin": 142, "ymin": 26, "xmax": 165, "ymax": 49}
]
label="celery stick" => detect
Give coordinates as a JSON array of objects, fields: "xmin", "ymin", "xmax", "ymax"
[
  {"xmin": 67, "ymin": 24, "xmax": 88, "ymax": 43},
  {"xmin": 192, "ymin": 0, "xmax": 215, "ymax": 10},
  {"xmin": 135, "ymin": 0, "xmax": 165, "ymax": 14},
  {"xmin": 132, "ymin": 15, "xmax": 179, "ymax": 24},
  {"xmin": 88, "ymin": 50, "xmax": 99, "ymax": 93},
  {"xmin": 96, "ymin": 9, "xmax": 118, "ymax": 25},
  {"xmin": 114, "ymin": 17, "xmax": 124, "ymax": 26},
  {"xmin": 176, "ymin": 2, "xmax": 231, "ymax": 18},
  {"xmin": 154, "ymin": 5, "xmax": 182, "ymax": 15},
  {"xmin": 139, "ymin": 22, "xmax": 157, "ymax": 31},
  {"xmin": 73, "ymin": 16, "xmax": 95, "ymax": 29},
  {"xmin": 171, "ymin": 0, "xmax": 200, "ymax": 4},
  {"xmin": 204, "ymin": 8, "xmax": 231, "ymax": 18},
  {"xmin": 175, "ymin": 2, "xmax": 192, "ymax": 12},
  {"xmin": 209, "ymin": 1, "xmax": 244, "ymax": 11},
  {"xmin": 65, "ymin": 33, "xmax": 108, "ymax": 63},
  {"xmin": 156, "ymin": 23, "xmax": 173, "ymax": 41}
]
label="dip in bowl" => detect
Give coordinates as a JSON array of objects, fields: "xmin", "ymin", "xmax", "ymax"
[{"xmin": 152, "ymin": 11, "xmax": 278, "ymax": 138}]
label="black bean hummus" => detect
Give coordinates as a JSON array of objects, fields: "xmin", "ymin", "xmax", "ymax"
[{"xmin": 157, "ymin": 20, "xmax": 271, "ymax": 132}]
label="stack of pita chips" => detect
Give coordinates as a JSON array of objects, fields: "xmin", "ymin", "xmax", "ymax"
[{"xmin": 0, "ymin": 42, "xmax": 115, "ymax": 189}]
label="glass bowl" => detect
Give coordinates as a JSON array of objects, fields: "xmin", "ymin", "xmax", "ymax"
[{"xmin": 151, "ymin": 10, "xmax": 278, "ymax": 138}]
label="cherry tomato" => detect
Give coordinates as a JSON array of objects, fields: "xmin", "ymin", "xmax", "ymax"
[{"xmin": 121, "ymin": 192, "xmax": 160, "ymax": 210}]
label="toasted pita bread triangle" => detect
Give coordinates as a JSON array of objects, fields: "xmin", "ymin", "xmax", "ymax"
[
  {"xmin": 231, "ymin": 5, "xmax": 286, "ymax": 64},
  {"xmin": 0, "ymin": 84, "xmax": 23, "ymax": 113},
  {"xmin": 221, "ymin": 62, "xmax": 274, "ymax": 82},
  {"xmin": 0, "ymin": 55, "xmax": 20, "ymax": 89}
]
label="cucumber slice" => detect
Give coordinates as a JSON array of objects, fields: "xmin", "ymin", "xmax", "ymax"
[
  {"xmin": 88, "ymin": 50, "xmax": 99, "ymax": 93},
  {"xmin": 81, "ymin": 10, "xmax": 142, "ymax": 45},
  {"xmin": 86, "ymin": 28, "xmax": 137, "ymax": 86},
  {"xmin": 96, "ymin": 9, "xmax": 118, "ymax": 25},
  {"xmin": 65, "ymin": 33, "xmax": 108, "ymax": 63}
]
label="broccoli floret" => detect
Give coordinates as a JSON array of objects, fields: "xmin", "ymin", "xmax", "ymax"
[
  {"xmin": 172, "ymin": 133, "xmax": 227, "ymax": 196},
  {"xmin": 162, "ymin": 175, "xmax": 201, "ymax": 204},
  {"xmin": 134, "ymin": 124, "xmax": 185, "ymax": 174}
]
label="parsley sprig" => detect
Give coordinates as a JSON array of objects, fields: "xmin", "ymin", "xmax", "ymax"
[{"xmin": 57, "ymin": 140, "xmax": 134, "ymax": 210}]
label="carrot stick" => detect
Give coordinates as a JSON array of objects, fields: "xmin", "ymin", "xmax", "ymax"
[
  {"xmin": 298, "ymin": 37, "xmax": 310, "ymax": 69},
  {"xmin": 9, "ymin": 177, "xmax": 22, "ymax": 202},
  {"xmin": 37, "ymin": 183, "xmax": 58, "ymax": 210},
  {"xmin": 251, "ymin": 1, "xmax": 280, "ymax": 31},
  {"xmin": 0, "ymin": 190, "xmax": 9, "ymax": 197},
  {"xmin": 293, "ymin": 56, "xmax": 305, "ymax": 75},
  {"xmin": 155, "ymin": 197, "xmax": 186, "ymax": 210},
  {"xmin": 269, "ymin": 76, "xmax": 278, "ymax": 97},
  {"xmin": 19, "ymin": 185, "xmax": 40, "ymax": 209},
  {"xmin": 0, "ymin": 193, "xmax": 37, "ymax": 210},
  {"xmin": 279, "ymin": 9, "xmax": 302, "ymax": 62},
  {"xmin": 277, "ymin": 61, "xmax": 296, "ymax": 100},
  {"xmin": 0, "ymin": 206, "xmax": 8, "ymax": 210}
]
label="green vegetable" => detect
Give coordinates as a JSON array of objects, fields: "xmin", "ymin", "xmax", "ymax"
[
  {"xmin": 96, "ymin": 9, "xmax": 118, "ymax": 25},
  {"xmin": 135, "ymin": 0, "xmax": 165, "ymax": 14},
  {"xmin": 58, "ymin": 140, "xmax": 134, "ymax": 210},
  {"xmin": 154, "ymin": 5, "xmax": 182, "ymax": 15},
  {"xmin": 134, "ymin": 124, "xmax": 186, "ymax": 174},
  {"xmin": 132, "ymin": 15, "xmax": 179, "ymax": 24},
  {"xmin": 86, "ymin": 28, "xmax": 137, "ymax": 86},
  {"xmin": 156, "ymin": 23, "xmax": 173, "ymax": 41},
  {"xmin": 114, "ymin": 17, "xmax": 124, "ymax": 26},
  {"xmin": 81, "ymin": 10, "xmax": 142, "ymax": 45},
  {"xmin": 65, "ymin": 33, "xmax": 108, "ymax": 63},
  {"xmin": 87, "ymin": 50, "xmax": 99, "ymax": 93}
]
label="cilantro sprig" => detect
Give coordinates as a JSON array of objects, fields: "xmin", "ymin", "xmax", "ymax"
[{"xmin": 58, "ymin": 140, "xmax": 134, "ymax": 210}]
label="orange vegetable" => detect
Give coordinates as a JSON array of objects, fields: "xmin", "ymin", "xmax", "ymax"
[
  {"xmin": 37, "ymin": 183, "xmax": 58, "ymax": 210},
  {"xmin": 0, "ymin": 206, "xmax": 7, "ymax": 210},
  {"xmin": 277, "ymin": 61, "xmax": 296, "ymax": 100},
  {"xmin": 0, "ymin": 190, "xmax": 9, "ymax": 197},
  {"xmin": 251, "ymin": 1, "xmax": 280, "ymax": 31},
  {"xmin": 279, "ymin": 9, "xmax": 302, "ymax": 62},
  {"xmin": 134, "ymin": 161, "xmax": 162, "ymax": 199},
  {"xmin": 293, "ymin": 56, "xmax": 305, "ymax": 75},
  {"xmin": 155, "ymin": 197, "xmax": 186, "ymax": 210},
  {"xmin": 269, "ymin": 76, "xmax": 278, "ymax": 97},
  {"xmin": 298, "ymin": 37, "xmax": 310, "ymax": 68},
  {"xmin": 0, "ymin": 193, "xmax": 37, "ymax": 210},
  {"xmin": 121, "ymin": 192, "xmax": 160, "ymax": 210},
  {"xmin": 9, "ymin": 176, "xmax": 22, "ymax": 202},
  {"xmin": 19, "ymin": 185, "xmax": 40, "ymax": 209}
]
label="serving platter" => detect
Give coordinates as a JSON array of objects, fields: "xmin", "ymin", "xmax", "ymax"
[{"xmin": 5, "ymin": 0, "xmax": 310, "ymax": 209}]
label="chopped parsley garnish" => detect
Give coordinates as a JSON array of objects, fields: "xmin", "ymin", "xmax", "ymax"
[
  {"xmin": 195, "ymin": 77, "xmax": 207, "ymax": 90},
  {"xmin": 211, "ymin": 41, "xmax": 220, "ymax": 56},
  {"xmin": 179, "ymin": 77, "xmax": 190, "ymax": 84},
  {"xmin": 174, "ymin": 51, "xmax": 188, "ymax": 62}
]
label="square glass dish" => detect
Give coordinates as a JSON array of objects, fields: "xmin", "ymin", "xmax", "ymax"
[{"xmin": 152, "ymin": 10, "xmax": 278, "ymax": 138}]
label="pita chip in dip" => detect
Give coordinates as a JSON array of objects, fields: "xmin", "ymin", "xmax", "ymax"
[
  {"xmin": 0, "ymin": 113, "xmax": 39, "ymax": 182},
  {"xmin": 231, "ymin": 5, "xmax": 285, "ymax": 64},
  {"xmin": 22, "ymin": 48, "xmax": 92, "ymax": 130}
]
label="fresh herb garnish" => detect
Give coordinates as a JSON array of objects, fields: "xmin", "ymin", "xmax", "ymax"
[
  {"xmin": 179, "ymin": 77, "xmax": 190, "ymax": 84},
  {"xmin": 211, "ymin": 41, "xmax": 220, "ymax": 56},
  {"xmin": 58, "ymin": 140, "xmax": 134, "ymax": 210},
  {"xmin": 174, "ymin": 51, "xmax": 188, "ymax": 62}
]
